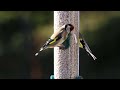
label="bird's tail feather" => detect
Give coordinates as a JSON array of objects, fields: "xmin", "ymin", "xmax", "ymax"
[
  {"xmin": 40, "ymin": 46, "xmax": 47, "ymax": 52},
  {"xmin": 86, "ymin": 48, "xmax": 97, "ymax": 60},
  {"xmin": 88, "ymin": 51, "xmax": 97, "ymax": 60},
  {"xmin": 35, "ymin": 46, "xmax": 47, "ymax": 56}
]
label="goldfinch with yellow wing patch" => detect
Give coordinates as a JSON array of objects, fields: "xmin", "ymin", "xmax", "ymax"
[
  {"xmin": 35, "ymin": 24, "xmax": 74, "ymax": 56},
  {"xmin": 79, "ymin": 33, "xmax": 97, "ymax": 60}
]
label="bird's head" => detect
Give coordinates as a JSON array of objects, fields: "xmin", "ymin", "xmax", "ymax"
[{"xmin": 65, "ymin": 24, "xmax": 74, "ymax": 33}]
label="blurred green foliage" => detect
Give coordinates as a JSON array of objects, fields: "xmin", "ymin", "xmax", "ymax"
[{"xmin": 0, "ymin": 11, "xmax": 120, "ymax": 79}]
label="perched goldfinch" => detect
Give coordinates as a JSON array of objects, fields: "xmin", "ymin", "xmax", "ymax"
[
  {"xmin": 35, "ymin": 24, "xmax": 74, "ymax": 56},
  {"xmin": 79, "ymin": 33, "xmax": 97, "ymax": 60}
]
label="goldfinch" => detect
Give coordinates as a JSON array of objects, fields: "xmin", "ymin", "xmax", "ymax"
[
  {"xmin": 35, "ymin": 24, "xmax": 74, "ymax": 56},
  {"xmin": 79, "ymin": 33, "xmax": 97, "ymax": 60}
]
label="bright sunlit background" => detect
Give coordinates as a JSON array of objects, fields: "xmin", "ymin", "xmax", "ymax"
[{"xmin": 0, "ymin": 11, "xmax": 120, "ymax": 79}]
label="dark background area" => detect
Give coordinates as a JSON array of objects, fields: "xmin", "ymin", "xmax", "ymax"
[{"xmin": 0, "ymin": 11, "xmax": 119, "ymax": 79}]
